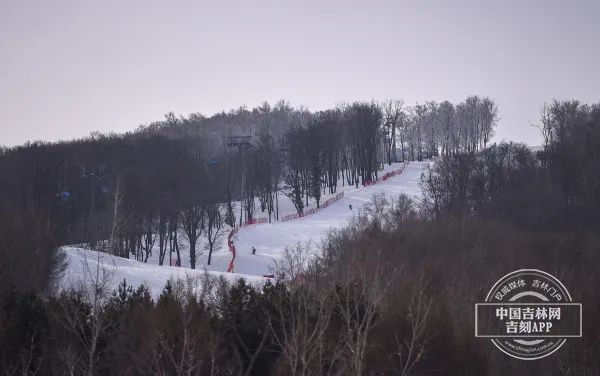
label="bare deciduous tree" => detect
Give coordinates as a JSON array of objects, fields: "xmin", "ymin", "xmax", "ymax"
[
  {"xmin": 57, "ymin": 249, "xmax": 114, "ymax": 376},
  {"xmin": 181, "ymin": 205, "xmax": 205, "ymax": 269},
  {"xmin": 382, "ymin": 99, "xmax": 405, "ymax": 165},
  {"xmin": 390, "ymin": 287, "xmax": 431, "ymax": 376},
  {"xmin": 335, "ymin": 266, "xmax": 391, "ymax": 376},
  {"xmin": 205, "ymin": 202, "xmax": 226, "ymax": 266}
]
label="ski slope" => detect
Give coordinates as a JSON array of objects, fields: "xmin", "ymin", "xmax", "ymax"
[
  {"xmin": 207, "ymin": 161, "xmax": 425, "ymax": 275},
  {"xmin": 62, "ymin": 161, "xmax": 426, "ymax": 296}
]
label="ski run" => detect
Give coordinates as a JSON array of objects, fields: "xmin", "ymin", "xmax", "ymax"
[{"xmin": 61, "ymin": 161, "xmax": 427, "ymax": 296}]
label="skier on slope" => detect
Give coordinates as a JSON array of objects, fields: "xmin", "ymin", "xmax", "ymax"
[
  {"xmin": 349, "ymin": 203, "xmax": 353, "ymax": 210},
  {"xmin": 251, "ymin": 246, "xmax": 256, "ymax": 255}
]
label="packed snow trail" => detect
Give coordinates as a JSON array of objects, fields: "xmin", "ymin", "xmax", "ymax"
[
  {"xmin": 62, "ymin": 161, "xmax": 426, "ymax": 296},
  {"xmin": 62, "ymin": 246, "xmax": 267, "ymax": 297},
  {"xmin": 202, "ymin": 161, "xmax": 425, "ymax": 275}
]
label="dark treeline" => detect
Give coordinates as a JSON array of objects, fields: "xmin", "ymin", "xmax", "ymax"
[
  {"xmin": 0, "ymin": 96, "xmax": 496, "ymax": 285},
  {"xmin": 422, "ymin": 99, "xmax": 600, "ymax": 232},
  {"xmin": 0, "ymin": 102, "xmax": 600, "ymax": 376},
  {"xmin": 1, "ymin": 99, "xmax": 598, "ymax": 375}
]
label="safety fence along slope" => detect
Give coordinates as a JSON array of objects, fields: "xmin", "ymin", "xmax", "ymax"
[
  {"xmin": 362, "ymin": 161, "xmax": 409, "ymax": 187},
  {"xmin": 225, "ymin": 161, "xmax": 409, "ymax": 272},
  {"xmin": 280, "ymin": 191, "xmax": 345, "ymax": 222}
]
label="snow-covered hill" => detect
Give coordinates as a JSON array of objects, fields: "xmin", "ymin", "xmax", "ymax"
[{"xmin": 61, "ymin": 161, "xmax": 427, "ymax": 296}]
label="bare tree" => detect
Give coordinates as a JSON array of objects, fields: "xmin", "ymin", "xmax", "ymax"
[
  {"xmin": 390, "ymin": 288, "xmax": 431, "ymax": 376},
  {"xmin": 348, "ymin": 102, "xmax": 383, "ymax": 183},
  {"xmin": 267, "ymin": 283, "xmax": 338, "ymax": 376},
  {"xmin": 479, "ymin": 97, "xmax": 498, "ymax": 149},
  {"xmin": 205, "ymin": 202, "xmax": 226, "ymax": 266},
  {"xmin": 139, "ymin": 213, "xmax": 157, "ymax": 263},
  {"xmin": 158, "ymin": 306, "xmax": 202, "ymax": 375},
  {"xmin": 181, "ymin": 205, "xmax": 205, "ymax": 269},
  {"xmin": 531, "ymin": 103, "xmax": 553, "ymax": 154},
  {"xmin": 382, "ymin": 99, "xmax": 405, "ymax": 165},
  {"xmin": 57, "ymin": 249, "xmax": 114, "ymax": 376},
  {"xmin": 271, "ymin": 243, "xmax": 313, "ymax": 282},
  {"xmin": 437, "ymin": 101, "xmax": 455, "ymax": 157},
  {"xmin": 265, "ymin": 243, "xmax": 345, "ymax": 375},
  {"xmin": 334, "ymin": 266, "xmax": 390, "ymax": 376},
  {"xmin": 108, "ymin": 177, "xmax": 124, "ymax": 255}
]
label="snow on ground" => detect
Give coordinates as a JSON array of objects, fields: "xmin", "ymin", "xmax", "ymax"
[
  {"xmin": 62, "ymin": 161, "xmax": 427, "ymax": 296},
  {"xmin": 206, "ymin": 161, "xmax": 425, "ymax": 275},
  {"xmin": 61, "ymin": 246, "xmax": 267, "ymax": 298}
]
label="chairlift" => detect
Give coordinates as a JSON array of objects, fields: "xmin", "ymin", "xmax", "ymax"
[
  {"xmin": 57, "ymin": 191, "xmax": 72, "ymax": 201},
  {"xmin": 227, "ymin": 135, "xmax": 252, "ymax": 148},
  {"xmin": 81, "ymin": 164, "xmax": 106, "ymax": 179}
]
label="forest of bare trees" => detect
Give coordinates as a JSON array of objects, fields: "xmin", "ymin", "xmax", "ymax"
[
  {"xmin": 0, "ymin": 96, "xmax": 498, "ymax": 275},
  {"xmin": 1, "ymin": 99, "xmax": 600, "ymax": 375}
]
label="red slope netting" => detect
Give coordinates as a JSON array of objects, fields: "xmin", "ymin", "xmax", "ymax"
[
  {"xmin": 280, "ymin": 191, "xmax": 345, "ymax": 222},
  {"xmin": 239, "ymin": 217, "xmax": 268, "ymax": 227},
  {"xmin": 227, "ymin": 228, "xmax": 237, "ymax": 272},
  {"xmin": 226, "ymin": 162, "xmax": 409, "ymax": 272},
  {"xmin": 281, "ymin": 161, "xmax": 409, "ymax": 220},
  {"xmin": 362, "ymin": 162, "xmax": 408, "ymax": 187}
]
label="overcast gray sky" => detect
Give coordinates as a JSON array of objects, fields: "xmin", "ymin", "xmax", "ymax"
[{"xmin": 1, "ymin": 0, "xmax": 598, "ymax": 146}]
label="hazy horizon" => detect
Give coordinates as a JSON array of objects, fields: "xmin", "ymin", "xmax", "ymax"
[{"xmin": 2, "ymin": 0, "xmax": 599, "ymax": 147}]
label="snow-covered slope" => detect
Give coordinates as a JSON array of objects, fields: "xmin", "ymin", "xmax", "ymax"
[
  {"xmin": 207, "ymin": 161, "xmax": 425, "ymax": 275},
  {"xmin": 62, "ymin": 161, "xmax": 426, "ymax": 296},
  {"xmin": 61, "ymin": 245, "xmax": 268, "ymax": 297}
]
